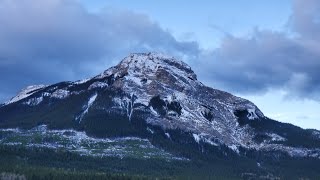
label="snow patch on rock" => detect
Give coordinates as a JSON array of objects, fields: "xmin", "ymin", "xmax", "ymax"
[
  {"xmin": 193, "ymin": 134, "xmax": 200, "ymax": 143},
  {"xmin": 312, "ymin": 130, "xmax": 320, "ymax": 139},
  {"xmin": 23, "ymin": 96, "xmax": 44, "ymax": 106},
  {"xmin": 74, "ymin": 78, "xmax": 90, "ymax": 85},
  {"xmin": 88, "ymin": 82, "xmax": 108, "ymax": 90},
  {"xmin": 51, "ymin": 89, "xmax": 70, "ymax": 99},
  {"xmin": 247, "ymin": 108, "xmax": 259, "ymax": 120},
  {"xmin": 165, "ymin": 132, "xmax": 171, "ymax": 139},
  {"xmin": 76, "ymin": 93, "xmax": 98, "ymax": 123},
  {"xmin": 192, "ymin": 133, "xmax": 219, "ymax": 146},
  {"xmin": 147, "ymin": 127, "xmax": 154, "ymax": 134},
  {"xmin": 266, "ymin": 133, "xmax": 286, "ymax": 142},
  {"xmin": 228, "ymin": 144, "xmax": 240, "ymax": 154}
]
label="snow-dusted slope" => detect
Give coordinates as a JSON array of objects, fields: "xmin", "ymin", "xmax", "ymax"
[
  {"xmin": 5, "ymin": 85, "xmax": 47, "ymax": 105},
  {"xmin": 1, "ymin": 52, "xmax": 320, "ymax": 159},
  {"xmin": 76, "ymin": 93, "xmax": 98, "ymax": 123},
  {"xmin": 93, "ymin": 53, "xmax": 265, "ymax": 147}
]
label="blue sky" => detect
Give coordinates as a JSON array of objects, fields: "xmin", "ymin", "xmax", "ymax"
[
  {"xmin": 0, "ymin": 0, "xmax": 320, "ymax": 130},
  {"xmin": 79, "ymin": 0, "xmax": 292, "ymax": 48}
]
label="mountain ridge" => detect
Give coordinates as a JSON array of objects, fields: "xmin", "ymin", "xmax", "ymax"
[{"xmin": 1, "ymin": 52, "xmax": 320, "ymax": 160}]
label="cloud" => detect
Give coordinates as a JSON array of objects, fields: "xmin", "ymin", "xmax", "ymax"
[
  {"xmin": 290, "ymin": 0, "xmax": 320, "ymax": 39},
  {"xmin": 1, "ymin": 0, "xmax": 320, "ymax": 103},
  {"xmin": 194, "ymin": 0, "xmax": 320, "ymax": 101},
  {"xmin": 0, "ymin": 0, "xmax": 200, "ymax": 102}
]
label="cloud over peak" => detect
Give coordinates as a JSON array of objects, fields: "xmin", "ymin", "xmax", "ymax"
[
  {"xmin": 0, "ymin": 0, "xmax": 199, "ymax": 102},
  {"xmin": 1, "ymin": 0, "xmax": 320, "ymax": 103}
]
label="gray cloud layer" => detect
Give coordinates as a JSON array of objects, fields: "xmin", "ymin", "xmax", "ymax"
[
  {"xmin": 0, "ymin": 0, "xmax": 199, "ymax": 102},
  {"xmin": 1, "ymin": 0, "xmax": 320, "ymax": 103},
  {"xmin": 195, "ymin": 0, "xmax": 320, "ymax": 101}
]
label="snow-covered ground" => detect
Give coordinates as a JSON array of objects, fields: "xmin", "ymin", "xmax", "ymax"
[{"xmin": 0, "ymin": 125, "xmax": 186, "ymax": 161}]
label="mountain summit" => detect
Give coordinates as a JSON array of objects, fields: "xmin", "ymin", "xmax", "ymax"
[{"xmin": 1, "ymin": 52, "xmax": 320, "ymax": 162}]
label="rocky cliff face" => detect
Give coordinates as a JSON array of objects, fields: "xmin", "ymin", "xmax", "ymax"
[{"xmin": 1, "ymin": 52, "xmax": 320, "ymax": 159}]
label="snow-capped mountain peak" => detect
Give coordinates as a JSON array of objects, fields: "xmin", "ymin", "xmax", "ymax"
[
  {"xmin": 1, "ymin": 52, "xmax": 320, "ymax": 160},
  {"xmin": 96, "ymin": 52, "xmax": 197, "ymax": 87}
]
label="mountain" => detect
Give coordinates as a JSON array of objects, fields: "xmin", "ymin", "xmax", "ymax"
[{"xmin": 1, "ymin": 52, "xmax": 320, "ymax": 179}]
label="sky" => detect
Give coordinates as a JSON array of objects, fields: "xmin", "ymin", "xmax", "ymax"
[{"xmin": 0, "ymin": 0, "xmax": 320, "ymax": 130}]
